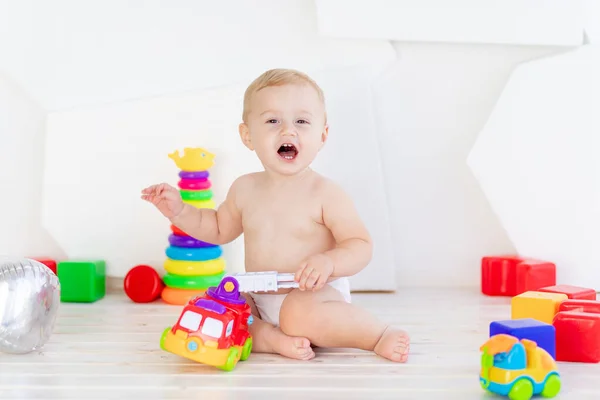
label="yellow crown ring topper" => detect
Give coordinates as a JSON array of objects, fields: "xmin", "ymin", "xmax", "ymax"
[{"xmin": 168, "ymin": 147, "xmax": 215, "ymax": 171}]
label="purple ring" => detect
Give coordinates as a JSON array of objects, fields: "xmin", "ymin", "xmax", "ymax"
[
  {"xmin": 179, "ymin": 170, "xmax": 209, "ymax": 179},
  {"xmin": 168, "ymin": 234, "xmax": 217, "ymax": 248}
]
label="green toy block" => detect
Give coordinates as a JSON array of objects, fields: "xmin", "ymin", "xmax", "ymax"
[{"xmin": 57, "ymin": 260, "xmax": 106, "ymax": 302}]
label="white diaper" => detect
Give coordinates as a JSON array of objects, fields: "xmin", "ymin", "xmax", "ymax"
[{"xmin": 248, "ymin": 277, "xmax": 352, "ymax": 327}]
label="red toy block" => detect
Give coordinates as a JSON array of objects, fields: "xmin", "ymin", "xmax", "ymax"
[
  {"xmin": 538, "ymin": 284, "xmax": 597, "ymax": 300},
  {"xmin": 124, "ymin": 265, "xmax": 164, "ymax": 303},
  {"xmin": 29, "ymin": 257, "xmax": 57, "ymax": 275},
  {"xmin": 553, "ymin": 299, "xmax": 600, "ymax": 363},
  {"xmin": 481, "ymin": 255, "xmax": 556, "ymax": 296}
]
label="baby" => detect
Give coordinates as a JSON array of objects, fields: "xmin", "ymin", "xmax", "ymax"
[{"xmin": 141, "ymin": 68, "xmax": 410, "ymax": 362}]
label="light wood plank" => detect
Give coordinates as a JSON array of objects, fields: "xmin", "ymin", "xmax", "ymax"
[{"xmin": 0, "ymin": 288, "xmax": 598, "ymax": 399}]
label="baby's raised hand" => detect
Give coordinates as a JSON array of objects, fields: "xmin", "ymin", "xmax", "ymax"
[
  {"xmin": 141, "ymin": 183, "xmax": 184, "ymax": 219},
  {"xmin": 295, "ymin": 253, "xmax": 334, "ymax": 291}
]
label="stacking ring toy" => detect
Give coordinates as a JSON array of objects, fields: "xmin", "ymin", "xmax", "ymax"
[
  {"xmin": 184, "ymin": 199, "xmax": 215, "ymax": 209},
  {"xmin": 165, "ymin": 245, "xmax": 222, "ymax": 261},
  {"xmin": 171, "ymin": 225, "xmax": 190, "ymax": 236},
  {"xmin": 178, "ymin": 179, "xmax": 211, "ymax": 190},
  {"xmin": 161, "ymin": 286, "xmax": 206, "ymax": 305},
  {"xmin": 164, "ymin": 258, "xmax": 225, "ymax": 276},
  {"xmin": 168, "ymin": 233, "xmax": 216, "ymax": 248},
  {"xmin": 179, "ymin": 170, "xmax": 209, "ymax": 180},
  {"xmin": 162, "ymin": 271, "xmax": 225, "ymax": 289},
  {"xmin": 180, "ymin": 189, "xmax": 212, "ymax": 201}
]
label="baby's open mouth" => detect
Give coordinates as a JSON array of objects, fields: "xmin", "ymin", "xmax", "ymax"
[{"xmin": 277, "ymin": 143, "xmax": 298, "ymax": 160}]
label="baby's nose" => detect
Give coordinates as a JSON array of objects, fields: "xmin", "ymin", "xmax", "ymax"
[{"xmin": 281, "ymin": 123, "xmax": 297, "ymax": 136}]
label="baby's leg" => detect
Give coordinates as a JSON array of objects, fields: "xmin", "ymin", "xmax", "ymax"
[
  {"xmin": 278, "ymin": 286, "xmax": 409, "ymax": 362},
  {"xmin": 242, "ymin": 294, "xmax": 315, "ymax": 360}
]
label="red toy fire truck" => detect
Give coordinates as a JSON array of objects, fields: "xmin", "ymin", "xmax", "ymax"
[{"xmin": 160, "ymin": 276, "xmax": 253, "ymax": 371}]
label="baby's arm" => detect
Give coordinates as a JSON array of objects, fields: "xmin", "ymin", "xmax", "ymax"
[
  {"xmin": 321, "ymin": 181, "xmax": 373, "ymax": 277},
  {"xmin": 170, "ymin": 177, "xmax": 245, "ymax": 245}
]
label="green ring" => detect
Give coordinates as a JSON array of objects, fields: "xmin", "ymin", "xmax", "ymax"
[
  {"xmin": 163, "ymin": 271, "xmax": 224, "ymax": 289},
  {"xmin": 180, "ymin": 189, "xmax": 213, "ymax": 201}
]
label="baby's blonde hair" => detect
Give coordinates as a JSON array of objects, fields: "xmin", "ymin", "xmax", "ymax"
[{"xmin": 242, "ymin": 68, "xmax": 326, "ymax": 123}]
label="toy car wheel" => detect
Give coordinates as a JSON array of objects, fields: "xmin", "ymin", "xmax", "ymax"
[
  {"xmin": 479, "ymin": 377, "xmax": 490, "ymax": 392},
  {"xmin": 219, "ymin": 347, "xmax": 240, "ymax": 372},
  {"xmin": 541, "ymin": 374, "xmax": 561, "ymax": 398},
  {"xmin": 241, "ymin": 337, "xmax": 252, "ymax": 361},
  {"xmin": 508, "ymin": 378, "xmax": 534, "ymax": 400},
  {"xmin": 159, "ymin": 327, "xmax": 171, "ymax": 351}
]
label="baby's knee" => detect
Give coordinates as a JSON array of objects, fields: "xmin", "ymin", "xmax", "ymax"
[
  {"xmin": 279, "ymin": 308, "xmax": 303, "ymax": 337},
  {"xmin": 279, "ymin": 290, "xmax": 316, "ymax": 335}
]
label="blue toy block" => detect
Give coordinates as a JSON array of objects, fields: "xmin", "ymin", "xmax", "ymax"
[{"xmin": 489, "ymin": 318, "xmax": 556, "ymax": 359}]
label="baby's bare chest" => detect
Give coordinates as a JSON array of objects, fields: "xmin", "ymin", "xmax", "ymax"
[{"xmin": 241, "ymin": 194, "xmax": 324, "ymax": 241}]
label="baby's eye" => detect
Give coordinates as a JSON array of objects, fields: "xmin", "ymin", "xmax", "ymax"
[
  {"xmin": 296, "ymin": 119, "xmax": 309, "ymax": 124},
  {"xmin": 266, "ymin": 119, "xmax": 278, "ymax": 124}
]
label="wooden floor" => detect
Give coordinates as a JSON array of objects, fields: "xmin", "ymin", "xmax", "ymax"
[{"xmin": 1, "ymin": 288, "xmax": 599, "ymax": 399}]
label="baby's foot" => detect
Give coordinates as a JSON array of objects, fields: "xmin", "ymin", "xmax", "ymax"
[
  {"xmin": 271, "ymin": 329, "xmax": 315, "ymax": 361},
  {"xmin": 374, "ymin": 326, "xmax": 410, "ymax": 363}
]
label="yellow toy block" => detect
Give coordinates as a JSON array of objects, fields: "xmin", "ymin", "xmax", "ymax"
[{"xmin": 511, "ymin": 291, "xmax": 568, "ymax": 324}]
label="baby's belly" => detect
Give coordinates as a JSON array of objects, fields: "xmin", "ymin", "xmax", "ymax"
[{"xmin": 243, "ymin": 233, "xmax": 334, "ymax": 274}]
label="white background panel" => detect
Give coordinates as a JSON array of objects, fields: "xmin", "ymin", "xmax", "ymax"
[
  {"xmin": 0, "ymin": 73, "xmax": 61, "ymax": 258},
  {"xmin": 467, "ymin": 46, "xmax": 600, "ymax": 290},
  {"xmin": 43, "ymin": 84, "xmax": 254, "ymax": 280},
  {"xmin": 1, "ymin": 0, "xmax": 592, "ymax": 291},
  {"xmin": 315, "ymin": 0, "xmax": 584, "ymax": 46},
  {"xmin": 368, "ymin": 43, "xmax": 563, "ymax": 288},
  {"xmin": 42, "ymin": 62, "xmax": 397, "ymax": 291},
  {"xmin": 583, "ymin": 0, "xmax": 600, "ymax": 43},
  {"xmin": 0, "ymin": 0, "xmax": 393, "ymax": 111},
  {"xmin": 310, "ymin": 65, "xmax": 396, "ymax": 291}
]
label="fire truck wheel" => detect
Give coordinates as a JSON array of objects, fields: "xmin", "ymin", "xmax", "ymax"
[
  {"xmin": 241, "ymin": 337, "xmax": 253, "ymax": 361},
  {"xmin": 220, "ymin": 347, "xmax": 240, "ymax": 372},
  {"xmin": 159, "ymin": 327, "xmax": 170, "ymax": 351}
]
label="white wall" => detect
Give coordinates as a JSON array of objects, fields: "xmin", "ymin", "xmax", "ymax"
[
  {"xmin": 583, "ymin": 0, "xmax": 600, "ymax": 43},
  {"xmin": 0, "ymin": 73, "xmax": 62, "ymax": 259},
  {"xmin": 468, "ymin": 45, "xmax": 600, "ymax": 290},
  {"xmin": 0, "ymin": 0, "xmax": 593, "ymax": 290},
  {"xmin": 42, "ymin": 62, "xmax": 400, "ymax": 292},
  {"xmin": 315, "ymin": 0, "xmax": 584, "ymax": 46},
  {"xmin": 371, "ymin": 43, "xmax": 567, "ymax": 287},
  {"xmin": 0, "ymin": 0, "xmax": 392, "ymax": 111}
]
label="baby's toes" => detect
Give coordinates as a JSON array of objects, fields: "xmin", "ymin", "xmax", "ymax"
[
  {"xmin": 293, "ymin": 338, "xmax": 315, "ymax": 359},
  {"xmin": 392, "ymin": 341, "xmax": 410, "ymax": 362},
  {"xmin": 398, "ymin": 330, "xmax": 410, "ymax": 343},
  {"xmin": 374, "ymin": 327, "xmax": 411, "ymax": 363},
  {"xmin": 293, "ymin": 338, "xmax": 311, "ymax": 350},
  {"xmin": 300, "ymin": 347, "xmax": 316, "ymax": 360}
]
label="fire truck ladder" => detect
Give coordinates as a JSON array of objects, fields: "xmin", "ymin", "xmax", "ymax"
[{"xmin": 228, "ymin": 271, "xmax": 299, "ymax": 293}]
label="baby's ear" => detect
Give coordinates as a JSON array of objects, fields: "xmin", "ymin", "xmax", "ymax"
[
  {"xmin": 320, "ymin": 124, "xmax": 329, "ymax": 149},
  {"xmin": 239, "ymin": 123, "xmax": 254, "ymax": 151}
]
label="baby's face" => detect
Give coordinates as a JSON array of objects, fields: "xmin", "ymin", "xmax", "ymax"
[{"xmin": 240, "ymin": 83, "xmax": 327, "ymax": 176}]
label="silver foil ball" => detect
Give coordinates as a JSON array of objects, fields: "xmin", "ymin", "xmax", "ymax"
[{"xmin": 0, "ymin": 257, "xmax": 60, "ymax": 354}]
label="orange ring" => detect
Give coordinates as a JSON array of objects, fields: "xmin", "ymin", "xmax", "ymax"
[{"xmin": 161, "ymin": 286, "xmax": 206, "ymax": 305}]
